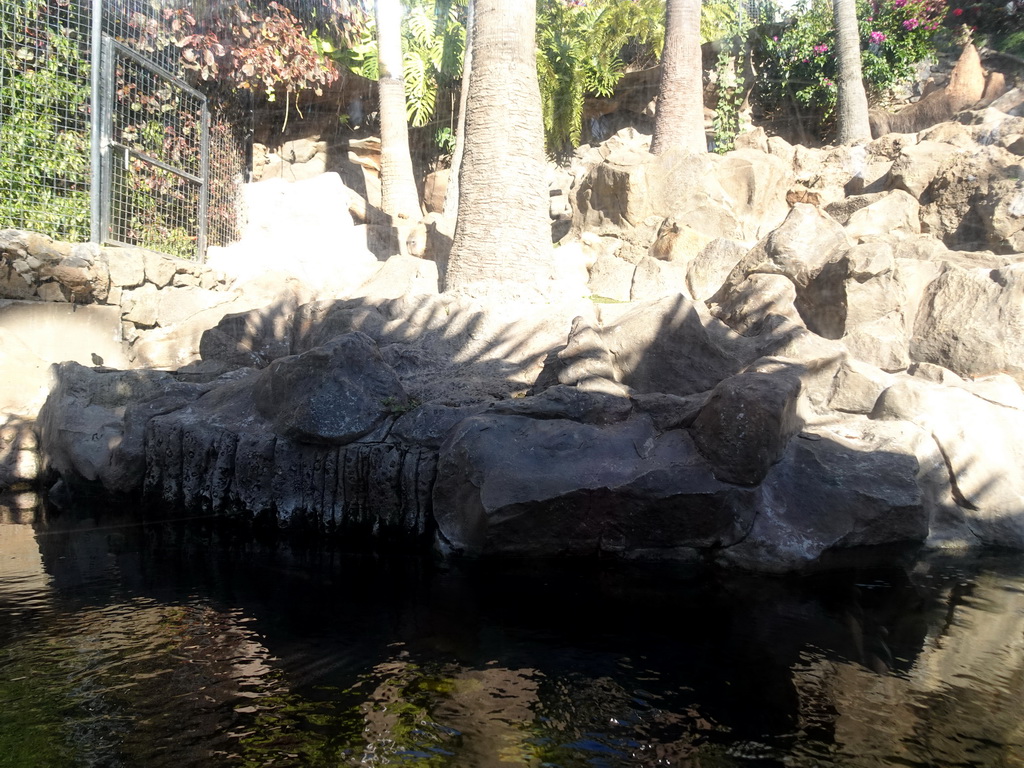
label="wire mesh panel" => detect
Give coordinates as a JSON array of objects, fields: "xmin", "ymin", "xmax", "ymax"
[
  {"xmin": 100, "ymin": 39, "xmax": 209, "ymax": 260},
  {"xmin": 207, "ymin": 103, "xmax": 245, "ymax": 248},
  {"xmin": 0, "ymin": 0, "xmax": 93, "ymax": 241}
]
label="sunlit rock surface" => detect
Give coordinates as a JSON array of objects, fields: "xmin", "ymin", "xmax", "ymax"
[{"xmin": 13, "ymin": 92, "xmax": 1024, "ymax": 569}]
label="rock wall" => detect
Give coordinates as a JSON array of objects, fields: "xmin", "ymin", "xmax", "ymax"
[{"xmin": 17, "ymin": 88, "xmax": 1024, "ymax": 571}]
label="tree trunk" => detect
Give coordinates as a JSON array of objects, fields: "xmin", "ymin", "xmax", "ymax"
[
  {"xmin": 651, "ymin": 0, "xmax": 706, "ymax": 155},
  {"xmin": 376, "ymin": 0, "xmax": 421, "ymax": 220},
  {"xmin": 833, "ymin": 0, "xmax": 872, "ymax": 144},
  {"xmin": 444, "ymin": 0, "xmax": 551, "ymax": 297},
  {"xmin": 442, "ymin": 0, "xmax": 473, "ymax": 219}
]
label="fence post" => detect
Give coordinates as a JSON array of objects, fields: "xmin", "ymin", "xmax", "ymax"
[{"xmin": 89, "ymin": 0, "xmax": 103, "ymax": 244}]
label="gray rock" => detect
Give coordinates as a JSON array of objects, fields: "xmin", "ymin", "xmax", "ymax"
[
  {"xmin": 488, "ymin": 385, "xmax": 633, "ymax": 425},
  {"xmin": 631, "ymin": 391, "xmax": 708, "ymax": 431},
  {"xmin": 719, "ymin": 427, "xmax": 925, "ymax": 572},
  {"xmin": 391, "ymin": 402, "xmax": 487, "ymax": 448},
  {"xmin": 121, "ymin": 284, "xmax": 160, "ymax": 327},
  {"xmin": 143, "ymin": 250, "xmax": 179, "ymax": 288},
  {"xmin": 144, "ymin": 401, "xmax": 436, "ymax": 537},
  {"xmin": 911, "ymin": 261, "xmax": 1024, "ymax": 384},
  {"xmin": 843, "ymin": 312, "xmax": 911, "ymax": 371},
  {"xmin": 199, "ymin": 298, "xmax": 303, "ymax": 368},
  {"xmin": 0, "ymin": 416, "xmax": 39, "ymax": 490},
  {"xmin": 433, "ymin": 413, "xmax": 756, "ymax": 556},
  {"xmin": 919, "ymin": 144, "xmax": 1024, "ymax": 251},
  {"xmin": 713, "ymin": 273, "xmax": 800, "ymax": 336},
  {"xmin": 690, "ymin": 369, "xmax": 803, "ymax": 486},
  {"xmin": 603, "ymin": 294, "xmax": 762, "ymax": 396},
  {"xmin": 36, "ymin": 362, "xmax": 207, "ymax": 493},
  {"xmin": 829, "ymin": 358, "xmax": 894, "ymax": 413},
  {"xmin": 105, "ymin": 248, "xmax": 145, "ymax": 288},
  {"xmin": 253, "ymin": 332, "xmax": 407, "ymax": 444},
  {"xmin": 872, "ymin": 375, "xmax": 1024, "ymax": 546},
  {"xmin": 588, "ymin": 251, "xmax": 635, "ymax": 301},
  {"xmin": 629, "ymin": 256, "xmax": 687, "ymax": 301},
  {"xmin": 886, "ymin": 140, "xmax": 960, "ymax": 199},
  {"xmin": 844, "ymin": 190, "xmax": 921, "ymax": 241},
  {"xmin": 355, "ymin": 254, "xmax": 440, "ymax": 300},
  {"xmin": 714, "ymin": 204, "xmax": 851, "ymax": 300},
  {"xmin": 686, "ymin": 238, "xmax": 750, "ymax": 302}
]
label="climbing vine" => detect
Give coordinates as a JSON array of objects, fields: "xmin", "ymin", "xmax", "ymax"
[{"xmin": 0, "ymin": 0, "xmax": 91, "ymax": 242}]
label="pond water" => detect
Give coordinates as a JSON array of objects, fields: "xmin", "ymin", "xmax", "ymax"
[{"xmin": 2, "ymin": 497, "xmax": 1024, "ymax": 768}]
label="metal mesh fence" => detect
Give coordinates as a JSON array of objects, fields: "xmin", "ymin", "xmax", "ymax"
[
  {"xmin": 0, "ymin": 0, "xmax": 93, "ymax": 242},
  {"xmin": 104, "ymin": 43, "xmax": 208, "ymax": 259},
  {"xmin": 0, "ymin": 0, "xmax": 247, "ymax": 259},
  {"xmin": 207, "ymin": 102, "xmax": 246, "ymax": 248}
]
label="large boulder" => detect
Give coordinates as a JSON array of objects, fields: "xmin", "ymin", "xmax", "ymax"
[
  {"xmin": 885, "ymin": 140, "xmax": 961, "ymax": 199},
  {"xmin": 843, "ymin": 190, "xmax": 921, "ymax": 241},
  {"xmin": 718, "ymin": 421, "xmax": 926, "ymax": 571},
  {"xmin": 253, "ymin": 332, "xmax": 408, "ymax": 444},
  {"xmin": 686, "ymin": 237, "xmax": 750, "ymax": 301},
  {"xmin": 919, "ymin": 144, "xmax": 1024, "ymax": 251},
  {"xmin": 555, "ymin": 294, "xmax": 763, "ymax": 397},
  {"xmin": 433, "ymin": 408, "xmax": 757, "ymax": 557},
  {"xmin": 573, "ymin": 147, "xmax": 793, "ymax": 262},
  {"xmin": 690, "ymin": 368, "xmax": 803, "ymax": 486},
  {"xmin": 713, "ymin": 204, "xmax": 851, "ymax": 299},
  {"xmin": 141, "ymin": 380, "xmax": 436, "ymax": 536},
  {"xmin": 910, "ymin": 261, "xmax": 1024, "ymax": 384},
  {"xmin": 36, "ymin": 362, "xmax": 212, "ymax": 495},
  {"xmin": 872, "ymin": 372, "xmax": 1024, "ymax": 546}
]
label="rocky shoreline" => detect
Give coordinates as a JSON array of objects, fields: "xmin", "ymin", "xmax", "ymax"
[{"xmin": 3, "ymin": 86, "xmax": 1024, "ymax": 571}]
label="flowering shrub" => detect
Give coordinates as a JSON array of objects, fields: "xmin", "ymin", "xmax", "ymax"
[
  {"xmin": 755, "ymin": 0, "xmax": 943, "ymax": 137},
  {"xmin": 944, "ymin": 0, "xmax": 1024, "ymax": 55}
]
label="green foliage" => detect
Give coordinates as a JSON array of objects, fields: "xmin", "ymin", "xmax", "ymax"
[
  {"xmin": 536, "ymin": 0, "xmax": 665, "ymax": 156},
  {"xmin": 329, "ymin": 0, "xmax": 466, "ymax": 129},
  {"xmin": 0, "ymin": 2, "xmax": 91, "ymax": 242},
  {"xmin": 381, "ymin": 395, "xmax": 422, "ymax": 414},
  {"xmin": 755, "ymin": 0, "xmax": 944, "ymax": 136},
  {"xmin": 333, "ymin": 0, "xmax": 666, "ymax": 154},
  {"xmin": 944, "ymin": 0, "xmax": 1024, "ymax": 55},
  {"xmin": 702, "ymin": 0, "xmax": 741, "ymax": 43},
  {"xmin": 712, "ymin": 44, "xmax": 746, "ymax": 152}
]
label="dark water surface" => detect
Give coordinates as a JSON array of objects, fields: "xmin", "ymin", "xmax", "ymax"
[{"xmin": 2, "ymin": 497, "xmax": 1024, "ymax": 767}]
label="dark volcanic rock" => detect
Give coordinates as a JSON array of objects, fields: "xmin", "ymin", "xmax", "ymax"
[
  {"xmin": 433, "ymin": 413, "xmax": 756, "ymax": 557},
  {"xmin": 719, "ymin": 434, "xmax": 926, "ymax": 571},
  {"xmin": 253, "ymin": 332, "xmax": 408, "ymax": 444},
  {"xmin": 691, "ymin": 369, "xmax": 803, "ymax": 486}
]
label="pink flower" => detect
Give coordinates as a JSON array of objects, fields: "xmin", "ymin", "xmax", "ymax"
[
  {"xmin": 813, "ymin": 43, "xmax": 829, "ymax": 54},
  {"xmin": 870, "ymin": 30, "xmax": 887, "ymax": 43},
  {"xmin": 893, "ymin": 0, "xmax": 907, "ymax": 7},
  {"xmin": 772, "ymin": 35, "xmax": 779, "ymax": 41},
  {"xmin": 952, "ymin": 6, "xmax": 963, "ymax": 13},
  {"xmin": 902, "ymin": 17, "xmax": 919, "ymax": 28}
]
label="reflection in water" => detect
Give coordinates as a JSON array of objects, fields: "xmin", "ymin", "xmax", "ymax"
[{"xmin": 2, "ymin": 498, "xmax": 1024, "ymax": 767}]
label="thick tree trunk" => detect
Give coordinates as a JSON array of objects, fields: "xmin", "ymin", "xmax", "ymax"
[
  {"xmin": 833, "ymin": 0, "xmax": 872, "ymax": 144},
  {"xmin": 376, "ymin": 0, "xmax": 421, "ymax": 220},
  {"xmin": 444, "ymin": 0, "xmax": 551, "ymax": 297},
  {"xmin": 651, "ymin": 0, "xmax": 707, "ymax": 155},
  {"xmin": 442, "ymin": 0, "xmax": 473, "ymax": 219}
]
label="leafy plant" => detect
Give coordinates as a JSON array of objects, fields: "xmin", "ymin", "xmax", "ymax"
[
  {"xmin": 944, "ymin": 0, "xmax": 1024, "ymax": 55},
  {"xmin": 537, "ymin": 0, "xmax": 665, "ymax": 155},
  {"xmin": 712, "ymin": 44, "xmax": 747, "ymax": 152},
  {"xmin": 328, "ymin": 0, "xmax": 466, "ymax": 131},
  {"xmin": 0, "ymin": 0, "xmax": 91, "ymax": 242},
  {"xmin": 754, "ymin": 0, "xmax": 944, "ymax": 138},
  {"xmin": 381, "ymin": 396, "xmax": 422, "ymax": 415}
]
